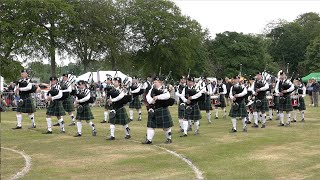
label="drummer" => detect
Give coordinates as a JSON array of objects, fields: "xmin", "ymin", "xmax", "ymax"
[{"xmin": 292, "ymin": 78, "xmax": 306, "ymax": 122}]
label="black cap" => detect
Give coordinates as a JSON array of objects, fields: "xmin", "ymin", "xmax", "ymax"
[
  {"xmin": 49, "ymin": 76, "xmax": 58, "ymax": 81},
  {"xmin": 180, "ymin": 76, "xmax": 186, "ymax": 80},
  {"xmin": 62, "ymin": 73, "xmax": 68, "ymax": 77},
  {"xmin": 279, "ymin": 70, "xmax": 284, "ymax": 75},
  {"xmin": 256, "ymin": 72, "xmax": 262, "ymax": 75},
  {"xmin": 187, "ymin": 77, "xmax": 195, "ymax": 82},
  {"xmin": 106, "ymin": 76, "xmax": 112, "ymax": 81},
  {"xmin": 295, "ymin": 77, "xmax": 302, "ymax": 82},
  {"xmin": 21, "ymin": 69, "xmax": 28, "ymax": 73},
  {"xmin": 113, "ymin": 77, "xmax": 122, "ymax": 83},
  {"xmin": 217, "ymin": 78, "xmax": 223, "ymax": 81},
  {"xmin": 153, "ymin": 76, "xmax": 163, "ymax": 81},
  {"xmin": 77, "ymin": 80, "xmax": 86, "ymax": 85},
  {"xmin": 132, "ymin": 76, "xmax": 138, "ymax": 80}
]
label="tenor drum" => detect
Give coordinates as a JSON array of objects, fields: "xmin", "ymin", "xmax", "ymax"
[
  {"xmin": 266, "ymin": 95, "xmax": 273, "ymax": 107},
  {"xmin": 211, "ymin": 95, "xmax": 220, "ymax": 105},
  {"xmin": 291, "ymin": 95, "xmax": 299, "ymax": 107}
]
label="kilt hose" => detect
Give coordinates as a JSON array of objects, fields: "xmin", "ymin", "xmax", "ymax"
[
  {"xmin": 147, "ymin": 107, "xmax": 173, "ymax": 129},
  {"xmin": 17, "ymin": 97, "xmax": 36, "ymax": 113},
  {"xmin": 184, "ymin": 103, "xmax": 202, "ymax": 121},
  {"xmin": 109, "ymin": 107, "xmax": 130, "ymax": 125},
  {"xmin": 76, "ymin": 104, "xmax": 94, "ymax": 120},
  {"xmin": 229, "ymin": 100, "xmax": 247, "ymax": 118},
  {"xmin": 293, "ymin": 97, "xmax": 306, "ymax": 111},
  {"xmin": 129, "ymin": 96, "xmax": 141, "ymax": 109},
  {"xmin": 252, "ymin": 98, "xmax": 269, "ymax": 112},
  {"xmin": 46, "ymin": 100, "xmax": 66, "ymax": 117},
  {"xmin": 215, "ymin": 94, "xmax": 226, "ymax": 108},
  {"xmin": 198, "ymin": 95, "xmax": 212, "ymax": 111},
  {"xmin": 62, "ymin": 96, "xmax": 74, "ymax": 112},
  {"xmin": 278, "ymin": 96, "xmax": 293, "ymax": 112}
]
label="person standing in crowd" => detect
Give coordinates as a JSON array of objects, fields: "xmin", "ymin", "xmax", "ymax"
[
  {"xmin": 225, "ymin": 77, "xmax": 232, "ymax": 106},
  {"xmin": 306, "ymin": 79, "xmax": 313, "ymax": 106},
  {"xmin": 311, "ymin": 78, "xmax": 319, "ymax": 107}
]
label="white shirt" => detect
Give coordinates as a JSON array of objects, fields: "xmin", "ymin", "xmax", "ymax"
[{"xmin": 146, "ymin": 87, "xmax": 170, "ymax": 104}]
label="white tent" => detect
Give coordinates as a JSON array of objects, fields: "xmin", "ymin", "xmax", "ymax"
[{"xmin": 76, "ymin": 71, "xmax": 131, "ymax": 83}]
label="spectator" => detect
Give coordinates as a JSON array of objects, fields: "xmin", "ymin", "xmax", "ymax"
[
  {"xmin": 0, "ymin": 93, "xmax": 8, "ymax": 112},
  {"xmin": 306, "ymin": 79, "xmax": 313, "ymax": 106},
  {"xmin": 311, "ymin": 78, "xmax": 320, "ymax": 107}
]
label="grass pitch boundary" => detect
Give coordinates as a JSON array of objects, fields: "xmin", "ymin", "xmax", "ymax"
[{"xmin": 1, "ymin": 147, "xmax": 32, "ymax": 180}]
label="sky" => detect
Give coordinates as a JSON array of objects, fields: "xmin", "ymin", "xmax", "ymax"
[{"xmin": 172, "ymin": 0, "xmax": 320, "ymax": 38}]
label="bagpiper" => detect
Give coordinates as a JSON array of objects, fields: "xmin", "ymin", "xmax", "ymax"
[
  {"xmin": 251, "ymin": 72, "xmax": 270, "ymax": 128},
  {"xmin": 197, "ymin": 77, "xmax": 213, "ymax": 123},
  {"xmin": 245, "ymin": 77, "xmax": 254, "ymax": 124},
  {"xmin": 60, "ymin": 74, "xmax": 76, "ymax": 126},
  {"xmin": 13, "ymin": 69, "xmax": 37, "ymax": 129},
  {"xmin": 74, "ymin": 80, "xmax": 97, "ymax": 137},
  {"xmin": 106, "ymin": 77, "xmax": 131, "ymax": 140},
  {"xmin": 142, "ymin": 76, "xmax": 174, "ymax": 144},
  {"xmin": 141, "ymin": 75, "xmax": 153, "ymax": 110},
  {"xmin": 213, "ymin": 78, "xmax": 227, "ymax": 119},
  {"xmin": 43, "ymin": 76, "xmax": 66, "ymax": 134},
  {"xmin": 101, "ymin": 76, "xmax": 113, "ymax": 123},
  {"xmin": 229, "ymin": 76, "xmax": 248, "ymax": 133},
  {"xmin": 292, "ymin": 78, "xmax": 306, "ymax": 122},
  {"xmin": 175, "ymin": 76, "xmax": 187, "ymax": 132},
  {"xmin": 275, "ymin": 70, "xmax": 295, "ymax": 127},
  {"xmin": 129, "ymin": 76, "xmax": 143, "ymax": 121}
]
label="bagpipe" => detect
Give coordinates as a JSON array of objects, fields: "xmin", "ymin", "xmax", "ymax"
[
  {"xmin": 231, "ymin": 84, "xmax": 244, "ymax": 111},
  {"xmin": 59, "ymin": 74, "xmax": 76, "ymax": 100}
]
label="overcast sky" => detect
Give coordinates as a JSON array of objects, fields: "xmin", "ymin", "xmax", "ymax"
[{"xmin": 173, "ymin": 0, "xmax": 320, "ymax": 38}]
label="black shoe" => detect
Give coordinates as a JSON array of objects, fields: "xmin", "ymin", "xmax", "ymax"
[
  {"xmin": 69, "ymin": 122, "xmax": 76, "ymax": 126},
  {"xmin": 43, "ymin": 131, "xmax": 53, "ymax": 134},
  {"xmin": 125, "ymin": 135, "xmax": 131, "ymax": 139},
  {"xmin": 92, "ymin": 130, "xmax": 97, "ymax": 136},
  {"xmin": 53, "ymin": 123, "xmax": 60, "ymax": 126},
  {"xmin": 28, "ymin": 124, "xmax": 36, "ymax": 129},
  {"xmin": 165, "ymin": 139, "xmax": 172, "ymax": 144},
  {"xmin": 261, "ymin": 124, "xmax": 266, "ymax": 128},
  {"xmin": 129, "ymin": 118, "xmax": 133, "ymax": 122},
  {"xmin": 12, "ymin": 126, "xmax": 22, "ymax": 130},
  {"xmin": 142, "ymin": 140, "xmax": 152, "ymax": 144},
  {"xmin": 292, "ymin": 119, "xmax": 297, "ymax": 122},
  {"xmin": 246, "ymin": 121, "xmax": 252, "ymax": 124},
  {"xmin": 230, "ymin": 128, "xmax": 237, "ymax": 133},
  {"xmin": 107, "ymin": 136, "xmax": 115, "ymax": 140},
  {"xmin": 180, "ymin": 134, "xmax": 187, "ymax": 137},
  {"xmin": 74, "ymin": 133, "xmax": 82, "ymax": 137},
  {"xmin": 100, "ymin": 120, "xmax": 107, "ymax": 123},
  {"xmin": 278, "ymin": 123, "xmax": 284, "ymax": 127},
  {"xmin": 252, "ymin": 123, "xmax": 259, "ymax": 128},
  {"xmin": 267, "ymin": 118, "xmax": 272, "ymax": 121},
  {"xmin": 215, "ymin": 116, "xmax": 218, "ymax": 119},
  {"xmin": 301, "ymin": 118, "xmax": 305, "ymax": 122}
]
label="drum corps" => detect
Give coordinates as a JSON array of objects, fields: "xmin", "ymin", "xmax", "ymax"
[{"xmin": 11, "ymin": 69, "xmax": 308, "ymax": 143}]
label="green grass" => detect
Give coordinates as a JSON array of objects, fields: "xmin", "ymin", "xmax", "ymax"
[{"xmin": 1, "ymin": 99, "xmax": 320, "ymax": 180}]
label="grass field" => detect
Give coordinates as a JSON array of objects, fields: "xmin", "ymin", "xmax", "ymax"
[{"xmin": 1, "ymin": 99, "xmax": 320, "ymax": 180}]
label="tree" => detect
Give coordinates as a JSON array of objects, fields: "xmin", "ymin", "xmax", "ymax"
[{"xmin": 302, "ymin": 36, "xmax": 320, "ymax": 72}]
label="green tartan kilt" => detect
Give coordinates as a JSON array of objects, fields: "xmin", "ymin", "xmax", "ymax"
[
  {"xmin": 184, "ymin": 103, "xmax": 202, "ymax": 121},
  {"xmin": 273, "ymin": 96, "xmax": 279, "ymax": 110},
  {"xmin": 147, "ymin": 107, "xmax": 173, "ymax": 128},
  {"xmin": 46, "ymin": 100, "xmax": 66, "ymax": 117},
  {"xmin": 278, "ymin": 96, "xmax": 293, "ymax": 112},
  {"xmin": 293, "ymin": 97, "xmax": 306, "ymax": 111},
  {"xmin": 198, "ymin": 95, "xmax": 212, "ymax": 111},
  {"xmin": 129, "ymin": 96, "xmax": 141, "ymax": 109},
  {"xmin": 229, "ymin": 100, "xmax": 247, "ymax": 118},
  {"xmin": 252, "ymin": 98, "xmax": 269, "ymax": 112},
  {"xmin": 62, "ymin": 96, "xmax": 74, "ymax": 112},
  {"xmin": 215, "ymin": 94, "xmax": 226, "ymax": 108},
  {"xmin": 17, "ymin": 97, "xmax": 36, "ymax": 113},
  {"xmin": 76, "ymin": 104, "xmax": 94, "ymax": 120},
  {"xmin": 109, "ymin": 107, "xmax": 130, "ymax": 125}
]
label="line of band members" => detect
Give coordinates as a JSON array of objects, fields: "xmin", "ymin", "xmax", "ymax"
[{"xmin": 13, "ymin": 70, "xmax": 306, "ymax": 144}]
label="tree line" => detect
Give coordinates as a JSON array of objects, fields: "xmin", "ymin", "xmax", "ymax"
[{"xmin": 1, "ymin": 0, "xmax": 319, "ymax": 82}]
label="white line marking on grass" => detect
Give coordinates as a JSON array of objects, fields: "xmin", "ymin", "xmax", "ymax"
[
  {"xmin": 1, "ymin": 147, "xmax": 32, "ymax": 180},
  {"xmin": 131, "ymin": 140, "xmax": 204, "ymax": 180}
]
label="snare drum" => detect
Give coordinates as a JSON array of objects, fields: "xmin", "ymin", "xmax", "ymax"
[
  {"xmin": 266, "ymin": 95, "xmax": 273, "ymax": 107},
  {"xmin": 211, "ymin": 95, "xmax": 220, "ymax": 105},
  {"xmin": 291, "ymin": 95, "xmax": 299, "ymax": 107}
]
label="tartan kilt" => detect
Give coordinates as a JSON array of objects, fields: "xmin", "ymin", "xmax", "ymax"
[
  {"xmin": 198, "ymin": 95, "xmax": 212, "ymax": 111},
  {"xmin": 76, "ymin": 104, "xmax": 94, "ymax": 120},
  {"xmin": 109, "ymin": 107, "xmax": 130, "ymax": 125},
  {"xmin": 273, "ymin": 96, "xmax": 279, "ymax": 110},
  {"xmin": 215, "ymin": 94, "xmax": 226, "ymax": 108},
  {"xmin": 17, "ymin": 97, "xmax": 36, "ymax": 113},
  {"xmin": 184, "ymin": 103, "xmax": 202, "ymax": 121},
  {"xmin": 129, "ymin": 96, "xmax": 141, "ymax": 109},
  {"xmin": 229, "ymin": 100, "xmax": 247, "ymax": 118},
  {"xmin": 62, "ymin": 96, "xmax": 74, "ymax": 112},
  {"xmin": 278, "ymin": 96, "xmax": 293, "ymax": 112},
  {"xmin": 293, "ymin": 97, "xmax": 306, "ymax": 111},
  {"xmin": 252, "ymin": 98, "xmax": 269, "ymax": 112},
  {"xmin": 46, "ymin": 100, "xmax": 66, "ymax": 117},
  {"xmin": 147, "ymin": 107, "xmax": 173, "ymax": 128}
]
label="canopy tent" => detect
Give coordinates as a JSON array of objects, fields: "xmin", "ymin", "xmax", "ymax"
[
  {"xmin": 301, "ymin": 72, "xmax": 320, "ymax": 82},
  {"xmin": 76, "ymin": 71, "xmax": 131, "ymax": 83}
]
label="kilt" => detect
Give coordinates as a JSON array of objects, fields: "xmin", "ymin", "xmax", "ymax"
[
  {"xmin": 252, "ymin": 98, "xmax": 269, "ymax": 112},
  {"xmin": 273, "ymin": 96, "xmax": 279, "ymax": 110},
  {"xmin": 46, "ymin": 100, "xmax": 66, "ymax": 117},
  {"xmin": 229, "ymin": 101, "xmax": 247, "ymax": 118},
  {"xmin": 198, "ymin": 95, "xmax": 212, "ymax": 111},
  {"xmin": 184, "ymin": 103, "xmax": 202, "ymax": 121},
  {"xmin": 62, "ymin": 96, "xmax": 74, "ymax": 112},
  {"xmin": 178, "ymin": 108, "xmax": 185, "ymax": 119},
  {"xmin": 17, "ymin": 97, "xmax": 36, "ymax": 113},
  {"xmin": 293, "ymin": 97, "xmax": 306, "ymax": 111},
  {"xmin": 129, "ymin": 96, "xmax": 141, "ymax": 109},
  {"xmin": 76, "ymin": 104, "xmax": 94, "ymax": 120},
  {"xmin": 147, "ymin": 107, "xmax": 173, "ymax": 128},
  {"xmin": 278, "ymin": 96, "xmax": 293, "ymax": 112},
  {"xmin": 215, "ymin": 94, "xmax": 226, "ymax": 108},
  {"xmin": 109, "ymin": 107, "xmax": 130, "ymax": 125}
]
